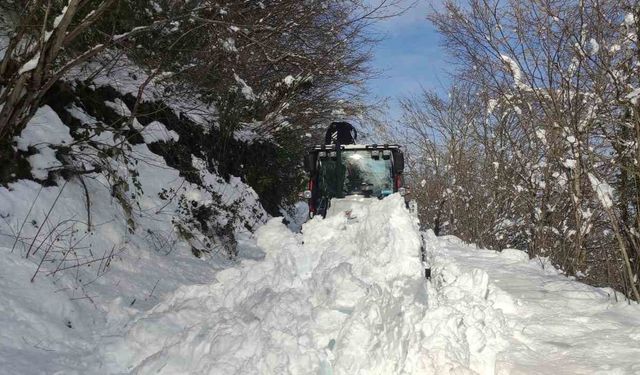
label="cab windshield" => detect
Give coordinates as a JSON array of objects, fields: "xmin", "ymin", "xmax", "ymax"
[{"xmin": 318, "ymin": 150, "xmax": 394, "ymax": 198}]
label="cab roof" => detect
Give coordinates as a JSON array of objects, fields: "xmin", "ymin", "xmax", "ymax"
[{"xmin": 309, "ymin": 144, "xmax": 402, "ymax": 152}]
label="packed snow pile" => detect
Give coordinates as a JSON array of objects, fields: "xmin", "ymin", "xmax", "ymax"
[
  {"xmin": 96, "ymin": 195, "xmax": 640, "ymax": 374},
  {"xmin": 97, "ymin": 194, "xmax": 425, "ymax": 373},
  {"xmin": 95, "ymin": 195, "xmax": 511, "ymax": 374}
]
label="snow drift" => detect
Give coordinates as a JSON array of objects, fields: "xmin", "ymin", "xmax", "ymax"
[
  {"xmin": 98, "ymin": 194, "xmax": 426, "ymax": 373},
  {"xmin": 0, "ymin": 54, "xmax": 268, "ymax": 373},
  {"xmin": 96, "ymin": 195, "xmax": 514, "ymax": 374}
]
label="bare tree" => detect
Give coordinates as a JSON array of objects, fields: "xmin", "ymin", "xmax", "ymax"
[
  {"xmin": 0, "ymin": 0, "xmax": 153, "ymax": 140},
  {"xmin": 408, "ymin": 0, "xmax": 640, "ymax": 299}
]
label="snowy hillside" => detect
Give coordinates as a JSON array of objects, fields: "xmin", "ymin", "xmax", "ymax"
[{"xmin": 0, "ymin": 52, "xmax": 270, "ymax": 373}]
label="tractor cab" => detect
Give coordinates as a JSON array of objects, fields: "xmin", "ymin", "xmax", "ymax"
[{"xmin": 303, "ymin": 144, "xmax": 405, "ymax": 218}]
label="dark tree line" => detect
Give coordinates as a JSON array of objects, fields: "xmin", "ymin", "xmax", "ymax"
[
  {"xmin": 0, "ymin": 0, "xmax": 402, "ymax": 144},
  {"xmin": 0, "ymin": 0, "xmax": 407, "ymax": 220}
]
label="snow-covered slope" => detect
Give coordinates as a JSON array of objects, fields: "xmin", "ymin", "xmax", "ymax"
[{"xmin": 0, "ymin": 59, "xmax": 268, "ymax": 373}]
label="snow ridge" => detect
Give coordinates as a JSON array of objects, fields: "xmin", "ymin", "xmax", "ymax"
[
  {"xmin": 98, "ymin": 195, "xmax": 425, "ymax": 373},
  {"xmin": 96, "ymin": 196, "xmax": 520, "ymax": 374},
  {"xmin": 411, "ymin": 232, "xmax": 510, "ymax": 374}
]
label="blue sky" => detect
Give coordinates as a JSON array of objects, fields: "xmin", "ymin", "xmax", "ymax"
[{"xmin": 366, "ymin": 0, "xmax": 450, "ymax": 122}]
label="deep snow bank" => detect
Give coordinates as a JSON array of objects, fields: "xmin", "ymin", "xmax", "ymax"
[
  {"xmin": 98, "ymin": 194, "xmax": 425, "ymax": 373},
  {"xmin": 97, "ymin": 195, "xmax": 514, "ymax": 374}
]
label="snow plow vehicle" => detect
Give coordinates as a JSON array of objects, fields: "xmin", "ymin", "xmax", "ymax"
[{"xmin": 303, "ymin": 122, "xmax": 406, "ymax": 218}]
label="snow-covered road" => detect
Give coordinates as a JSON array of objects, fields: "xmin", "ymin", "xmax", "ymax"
[{"xmin": 429, "ymin": 234, "xmax": 640, "ymax": 374}]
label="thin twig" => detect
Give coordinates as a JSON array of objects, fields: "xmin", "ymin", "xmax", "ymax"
[
  {"xmin": 11, "ymin": 184, "xmax": 43, "ymax": 253},
  {"xmin": 26, "ymin": 180, "xmax": 68, "ymax": 259}
]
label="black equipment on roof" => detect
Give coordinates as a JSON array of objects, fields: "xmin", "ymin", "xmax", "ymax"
[{"xmin": 324, "ymin": 121, "xmax": 357, "ymax": 145}]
